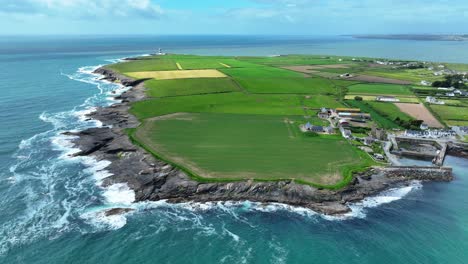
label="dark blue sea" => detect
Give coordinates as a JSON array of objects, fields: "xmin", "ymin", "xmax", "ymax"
[{"xmin": 0, "ymin": 35, "xmax": 467, "ymax": 263}]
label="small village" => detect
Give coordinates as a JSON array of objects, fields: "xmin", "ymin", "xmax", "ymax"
[{"xmin": 302, "ymin": 105, "xmax": 467, "ymax": 165}]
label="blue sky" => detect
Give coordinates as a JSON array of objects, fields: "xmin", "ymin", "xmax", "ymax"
[{"xmin": 2, "ymin": 0, "xmax": 468, "ymax": 35}]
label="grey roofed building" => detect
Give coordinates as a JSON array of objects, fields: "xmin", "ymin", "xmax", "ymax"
[
  {"xmin": 324, "ymin": 126, "xmax": 334, "ymax": 134},
  {"xmin": 364, "ymin": 137, "xmax": 375, "ymax": 145},
  {"xmin": 310, "ymin": 125, "xmax": 324, "ymax": 132}
]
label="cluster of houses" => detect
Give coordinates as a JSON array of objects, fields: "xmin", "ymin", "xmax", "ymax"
[
  {"xmin": 311, "ymin": 107, "xmax": 372, "ymax": 139},
  {"xmin": 436, "ymin": 87, "xmax": 468, "ymax": 97},
  {"xmin": 404, "ymin": 129, "xmax": 457, "ymax": 139},
  {"xmin": 452, "ymin": 126, "xmax": 468, "ymax": 136}
]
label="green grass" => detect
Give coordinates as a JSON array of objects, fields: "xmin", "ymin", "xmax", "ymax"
[
  {"xmin": 108, "ymin": 58, "xmax": 177, "ymax": 72},
  {"xmin": 222, "ymin": 66, "xmax": 355, "ymax": 94},
  {"xmin": 346, "ymin": 100, "xmax": 405, "ymax": 129},
  {"xmin": 446, "ymin": 63, "xmax": 468, "ymax": 72},
  {"xmin": 430, "ymin": 105, "xmax": 468, "ymax": 121},
  {"xmin": 446, "ymin": 120, "xmax": 468, "ymax": 126},
  {"xmin": 173, "ymin": 59, "xmax": 227, "ymax": 70},
  {"xmin": 131, "ymin": 93, "xmax": 305, "ymax": 119},
  {"xmin": 145, "ymin": 78, "xmax": 240, "ymax": 97},
  {"xmin": 366, "ymin": 102, "xmax": 413, "ymax": 121},
  {"xmin": 237, "ymin": 55, "xmax": 353, "ymax": 66},
  {"xmin": 221, "ymin": 66, "xmax": 304, "ymax": 78},
  {"xmin": 133, "ymin": 113, "xmax": 375, "ymax": 186},
  {"xmin": 348, "ymin": 83, "xmax": 413, "ymax": 96},
  {"xmin": 362, "ymin": 68, "xmax": 444, "ymax": 83},
  {"xmin": 236, "ymin": 77, "xmax": 341, "ymax": 94},
  {"xmin": 302, "ymin": 94, "xmax": 345, "ymax": 109}
]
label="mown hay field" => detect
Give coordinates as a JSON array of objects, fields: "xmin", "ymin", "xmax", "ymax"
[
  {"xmin": 145, "ymin": 78, "xmax": 241, "ymax": 98},
  {"xmin": 134, "ymin": 113, "xmax": 374, "ymax": 185},
  {"xmin": 126, "ymin": 69, "xmax": 227, "ymax": 80},
  {"xmin": 130, "ymin": 93, "xmax": 306, "ymax": 119},
  {"xmin": 347, "ymin": 83, "xmax": 414, "ymax": 96}
]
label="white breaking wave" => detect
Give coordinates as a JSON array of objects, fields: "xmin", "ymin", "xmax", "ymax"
[
  {"xmin": 0, "ymin": 57, "xmax": 139, "ymax": 255},
  {"xmin": 102, "ymin": 183, "xmax": 136, "ymax": 205},
  {"xmin": 346, "ymin": 180, "xmax": 423, "ymax": 219}
]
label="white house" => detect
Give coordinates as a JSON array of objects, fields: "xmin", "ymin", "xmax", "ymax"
[
  {"xmin": 376, "ymin": 96, "xmax": 400, "ymax": 102},
  {"xmin": 437, "ymin": 87, "xmax": 455, "ymax": 91},
  {"xmin": 426, "ymin": 96, "xmax": 445, "ymax": 105},
  {"xmin": 420, "ymin": 80, "xmax": 431, "ymax": 86}
]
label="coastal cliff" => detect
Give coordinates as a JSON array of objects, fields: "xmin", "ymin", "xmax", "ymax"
[{"xmin": 69, "ymin": 66, "xmax": 454, "ymax": 216}]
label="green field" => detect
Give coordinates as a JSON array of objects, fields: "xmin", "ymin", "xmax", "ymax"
[
  {"xmin": 430, "ymin": 105, "xmax": 468, "ymax": 121},
  {"xmin": 363, "ymin": 68, "xmax": 444, "ymax": 83},
  {"xmin": 103, "ymin": 53, "xmax": 468, "ymax": 188},
  {"xmin": 237, "ymin": 55, "xmax": 352, "ymax": 66},
  {"xmin": 221, "ymin": 66, "xmax": 355, "ymax": 94},
  {"xmin": 133, "ymin": 113, "xmax": 375, "ymax": 186},
  {"xmin": 347, "ymin": 83, "xmax": 413, "ymax": 96},
  {"xmin": 131, "ymin": 93, "xmax": 305, "ymax": 119},
  {"xmin": 366, "ymin": 102, "xmax": 414, "ymax": 121},
  {"xmin": 345, "ymin": 100, "xmax": 411, "ymax": 129},
  {"xmin": 108, "ymin": 57, "xmax": 178, "ymax": 72},
  {"xmin": 145, "ymin": 78, "xmax": 240, "ymax": 97}
]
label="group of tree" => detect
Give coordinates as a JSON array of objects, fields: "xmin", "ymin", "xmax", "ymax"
[
  {"xmin": 432, "ymin": 74, "xmax": 467, "ymax": 89},
  {"xmin": 394, "ymin": 117, "xmax": 424, "ymax": 130}
]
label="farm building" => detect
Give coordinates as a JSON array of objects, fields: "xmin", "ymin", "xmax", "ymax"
[
  {"xmin": 324, "ymin": 126, "xmax": 335, "ymax": 134},
  {"xmin": 371, "ymin": 126, "xmax": 387, "ymax": 140},
  {"xmin": 426, "ymin": 96, "xmax": 445, "ymax": 105},
  {"xmin": 304, "ymin": 122, "xmax": 328, "ymax": 133},
  {"xmin": 310, "ymin": 126, "xmax": 324, "ymax": 133},
  {"xmin": 373, "ymin": 154, "xmax": 385, "ymax": 160},
  {"xmin": 376, "ymin": 96, "xmax": 400, "ymax": 102},
  {"xmin": 437, "ymin": 87, "xmax": 454, "ymax": 91},
  {"xmin": 336, "ymin": 108, "xmax": 361, "ymax": 113},
  {"xmin": 317, "ymin": 107, "xmax": 331, "ymax": 119},
  {"xmin": 420, "ymin": 80, "xmax": 431, "ymax": 86},
  {"xmin": 339, "ymin": 119, "xmax": 350, "ymax": 127},
  {"xmin": 338, "ymin": 112, "xmax": 371, "ymax": 120},
  {"xmin": 364, "ymin": 137, "xmax": 375, "ymax": 145},
  {"xmin": 339, "ymin": 126, "xmax": 352, "ymax": 139}
]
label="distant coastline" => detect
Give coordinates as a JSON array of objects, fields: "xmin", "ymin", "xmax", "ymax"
[{"xmin": 349, "ymin": 34, "xmax": 468, "ymax": 41}]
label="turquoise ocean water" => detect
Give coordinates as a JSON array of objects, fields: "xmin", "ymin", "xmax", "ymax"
[{"xmin": 0, "ymin": 36, "xmax": 467, "ymax": 263}]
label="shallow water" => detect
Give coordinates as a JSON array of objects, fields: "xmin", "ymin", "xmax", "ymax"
[{"xmin": 0, "ymin": 36, "xmax": 467, "ymax": 263}]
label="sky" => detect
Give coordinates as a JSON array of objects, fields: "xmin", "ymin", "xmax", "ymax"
[{"xmin": 1, "ymin": 0, "xmax": 468, "ymax": 35}]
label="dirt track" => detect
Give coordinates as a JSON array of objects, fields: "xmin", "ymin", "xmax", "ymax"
[{"xmin": 395, "ymin": 103, "xmax": 444, "ymax": 128}]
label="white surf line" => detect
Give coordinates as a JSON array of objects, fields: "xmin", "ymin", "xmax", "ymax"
[
  {"xmin": 176, "ymin": 62, "xmax": 183, "ymax": 70},
  {"xmin": 219, "ymin": 62, "xmax": 231, "ymax": 68},
  {"xmin": 59, "ymin": 61, "xmax": 139, "ymax": 230}
]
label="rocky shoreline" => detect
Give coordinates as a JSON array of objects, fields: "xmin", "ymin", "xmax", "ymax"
[{"xmin": 68, "ymin": 66, "xmax": 454, "ymax": 216}]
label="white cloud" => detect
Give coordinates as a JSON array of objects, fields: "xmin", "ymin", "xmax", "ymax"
[{"xmin": 1, "ymin": 0, "xmax": 164, "ymax": 19}]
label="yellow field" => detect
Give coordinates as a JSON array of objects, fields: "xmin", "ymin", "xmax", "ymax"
[{"xmin": 126, "ymin": 69, "xmax": 227, "ymax": 80}]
